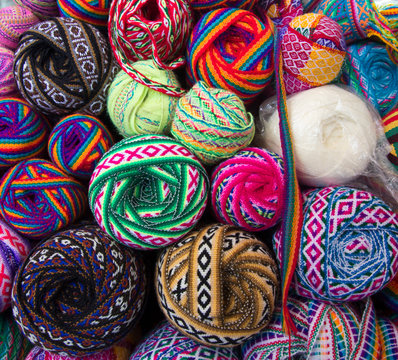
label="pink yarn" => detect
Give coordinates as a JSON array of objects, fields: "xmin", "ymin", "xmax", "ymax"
[
  {"xmin": 0, "ymin": 47, "xmax": 16, "ymax": 96},
  {"xmin": 211, "ymin": 147, "xmax": 285, "ymax": 231},
  {"xmin": 0, "ymin": 6, "xmax": 39, "ymax": 50}
]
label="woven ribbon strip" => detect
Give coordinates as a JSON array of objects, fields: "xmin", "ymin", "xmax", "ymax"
[
  {"xmin": 156, "ymin": 224, "xmax": 279, "ymax": 347},
  {"xmin": 89, "ymin": 134, "xmax": 209, "ymax": 250},
  {"xmin": 378, "ymin": 318, "xmax": 398, "ymax": 359},
  {"xmin": 382, "ymin": 107, "xmax": 398, "ymax": 171},
  {"xmin": 13, "ymin": 17, "xmax": 118, "ymax": 116},
  {"xmin": 11, "ymin": 225, "xmax": 146, "ymax": 356}
]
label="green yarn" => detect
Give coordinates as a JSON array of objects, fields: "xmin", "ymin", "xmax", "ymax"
[
  {"xmin": 107, "ymin": 61, "xmax": 181, "ymax": 138},
  {"xmin": 171, "ymin": 81, "xmax": 255, "ymax": 165}
]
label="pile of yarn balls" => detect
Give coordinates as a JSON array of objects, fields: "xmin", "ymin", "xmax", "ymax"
[{"xmin": 0, "ymin": 0, "xmax": 396, "ymax": 358}]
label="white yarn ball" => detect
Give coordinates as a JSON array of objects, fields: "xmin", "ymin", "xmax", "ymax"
[{"xmin": 258, "ymin": 85, "xmax": 378, "ymax": 187}]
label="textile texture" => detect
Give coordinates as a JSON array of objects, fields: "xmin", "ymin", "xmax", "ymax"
[
  {"xmin": 383, "ymin": 107, "xmax": 398, "ymax": 171},
  {"xmin": 0, "ymin": 46, "xmax": 16, "ymax": 96}
]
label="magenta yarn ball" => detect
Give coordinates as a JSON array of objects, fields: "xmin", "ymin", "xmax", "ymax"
[
  {"xmin": 211, "ymin": 147, "xmax": 285, "ymax": 231},
  {"xmin": 0, "ymin": 47, "xmax": 16, "ymax": 96},
  {"xmin": 0, "ymin": 6, "xmax": 40, "ymax": 50}
]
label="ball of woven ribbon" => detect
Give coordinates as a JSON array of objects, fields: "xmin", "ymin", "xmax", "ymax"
[
  {"xmin": 131, "ymin": 320, "xmax": 240, "ymax": 359},
  {"xmin": 14, "ymin": 0, "xmax": 59, "ymax": 18},
  {"xmin": 274, "ymin": 186, "xmax": 398, "ymax": 302},
  {"xmin": 0, "ymin": 47, "xmax": 16, "ymax": 96},
  {"xmin": 0, "ymin": 97, "xmax": 50, "ymax": 170},
  {"xmin": 89, "ymin": 134, "xmax": 209, "ymax": 250},
  {"xmin": 108, "ymin": 0, "xmax": 191, "ymax": 92},
  {"xmin": 190, "ymin": 0, "xmax": 258, "ymax": 11},
  {"xmin": 382, "ymin": 107, "xmax": 398, "ymax": 172},
  {"xmin": 378, "ymin": 317, "xmax": 398, "ymax": 359},
  {"xmin": 0, "ymin": 220, "xmax": 30, "ymax": 312},
  {"xmin": 242, "ymin": 297, "xmax": 379, "ymax": 359},
  {"xmin": 186, "ymin": 8, "xmax": 274, "ymax": 103},
  {"xmin": 281, "ymin": 13, "xmax": 346, "ymax": 94},
  {"xmin": 0, "ymin": 159, "xmax": 87, "ymax": 240},
  {"xmin": 13, "ymin": 17, "xmax": 119, "ymax": 117},
  {"xmin": 48, "ymin": 113, "xmax": 113, "ymax": 179},
  {"xmin": 342, "ymin": 41, "xmax": 398, "ymax": 117},
  {"xmin": 258, "ymin": 85, "xmax": 377, "ymax": 187},
  {"xmin": 171, "ymin": 81, "xmax": 255, "ymax": 165},
  {"xmin": 0, "ymin": 311, "xmax": 33, "ymax": 360},
  {"xmin": 57, "ymin": 0, "xmax": 111, "ymax": 28},
  {"xmin": 12, "ymin": 225, "xmax": 146, "ymax": 357},
  {"xmin": 211, "ymin": 147, "xmax": 285, "ymax": 231},
  {"xmin": 107, "ymin": 62, "xmax": 180, "ymax": 137},
  {"xmin": 0, "ymin": 6, "xmax": 39, "ymax": 50},
  {"xmin": 156, "ymin": 224, "xmax": 279, "ymax": 347},
  {"xmin": 257, "ymin": 0, "xmax": 303, "ymax": 28}
]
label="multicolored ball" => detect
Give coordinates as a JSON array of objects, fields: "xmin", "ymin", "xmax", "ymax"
[
  {"xmin": 171, "ymin": 81, "xmax": 255, "ymax": 165},
  {"xmin": 0, "ymin": 311, "xmax": 33, "ymax": 360},
  {"xmin": 0, "ymin": 6, "xmax": 39, "ymax": 50},
  {"xmin": 156, "ymin": 224, "xmax": 279, "ymax": 347},
  {"xmin": 0, "ymin": 159, "xmax": 87, "ymax": 240},
  {"xmin": 13, "ymin": 17, "xmax": 119, "ymax": 116},
  {"xmin": 190, "ymin": 0, "xmax": 258, "ymax": 11},
  {"xmin": 274, "ymin": 186, "xmax": 398, "ymax": 303},
  {"xmin": 0, "ymin": 220, "xmax": 30, "ymax": 313},
  {"xmin": 89, "ymin": 134, "xmax": 209, "ymax": 250},
  {"xmin": 48, "ymin": 113, "xmax": 113, "ymax": 179},
  {"xmin": 241, "ymin": 297, "xmax": 380, "ymax": 359},
  {"xmin": 107, "ymin": 62, "xmax": 180, "ymax": 137},
  {"xmin": 11, "ymin": 225, "xmax": 146, "ymax": 357},
  {"xmin": 14, "ymin": 0, "xmax": 60, "ymax": 18},
  {"xmin": 57, "ymin": 0, "xmax": 111, "ymax": 28},
  {"xmin": 186, "ymin": 8, "xmax": 275, "ymax": 103},
  {"xmin": 0, "ymin": 47, "xmax": 16, "ymax": 96},
  {"xmin": 281, "ymin": 13, "xmax": 346, "ymax": 94},
  {"xmin": 109, "ymin": 0, "xmax": 192, "ymax": 82},
  {"xmin": 211, "ymin": 147, "xmax": 285, "ymax": 231},
  {"xmin": 342, "ymin": 41, "xmax": 398, "ymax": 117},
  {"xmin": 383, "ymin": 107, "xmax": 398, "ymax": 171},
  {"xmin": 0, "ymin": 97, "xmax": 50, "ymax": 170},
  {"xmin": 131, "ymin": 321, "xmax": 240, "ymax": 359}
]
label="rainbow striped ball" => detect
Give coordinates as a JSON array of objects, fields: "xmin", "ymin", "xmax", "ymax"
[
  {"xmin": 0, "ymin": 97, "xmax": 50, "ymax": 170},
  {"xmin": 0, "ymin": 47, "xmax": 16, "ymax": 96},
  {"xmin": 57, "ymin": 0, "xmax": 111, "ymax": 28},
  {"xmin": 0, "ymin": 6, "xmax": 39, "ymax": 50},
  {"xmin": 0, "ymin": 159, "xmax": 87, "ymax": 240},
  {"xmin": 211, "ymin": 148, "xmax": 285, "ymax": 231},
  {"xmin": 0, "ymin": 220, "xmax": 30, "ymax": 312},
  {"xmin": 89, "ymin": 134, "xmax": 209, "ymax": 250},
  {"xmin": 186, "ymin": 8, "xmax": 274, "ymax": 103},
  {"xmin": 190, "ymin": 0, "xmax": 258, "ymax": 11},
  {"xmin": 48, "ymin": 113, "xmax": 113, "ymax": 179},
  {"xmin": 171, "ymin": 81, "xmax": 255, "ymax": 165}
]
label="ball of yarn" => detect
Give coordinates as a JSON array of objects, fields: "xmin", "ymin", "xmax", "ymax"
[
  {"xmin": 186, "ymin": 8, "xmax": 275, "ymax": 103},
  {"xmin": 241, "ymin": 297, "xmax": 379, "ymax": 359},
  {"xmin": 12, "ymin": 225, "xmax": 146, "ymax": 356},
  {"xmin": 383, "ymin": 107, "xmax": 398, "ymax": 172},
  {"xmin": 0, "ymin": 159, "xmax": 87, "ymax": 240},
  {"xmin": 156, "ymin": 224, "xmax": 279, "ymax": 347},
  {"xmin": 273, "ymin": 186, "xmax": 398, "ymax": 303},
  {"xmin": 109, "ymin": 0, "xmax": 192, "ymax": 74},
  {"xmin": 190, "ymin": 0, "xmax": 258, "ymax": 11},
  {"xmin": 131, "ymin": 321, "xmax": 240, "ymax": 359},
  {"xmin": 171, "ymin": 81, "xmax": 255, "ymax": 165},
  {"xmin": 211, "ymin": 147, "xmax": 285, "ymax": 231},
  {"xmin": 0, "ymin": 47, "xmax": 16, "ymax": 96},
  {"xmin": 0, "ymin": 311, "xmax": 33, "ymax": 360},
  {"xmin": 48, "ymin": 113, "xmax": 113, "ymax": 179},
  {"xmin": 89, "ymin": 134, "xmax": 209, "ymax": 250},
  {"xmin": 13, "ymin": 17, "xmax": 119, "ymax": 117},
  {"xmin": 14, "ymin": 0, "xmax": 59, "ymax": 18},
  {"xmin": 258, "ymin": 85, "xmax": 377, "ymax": 186},
  {"xmin": 107, "ymin": 62, "xmax": 180, "ymax": 138},
  {"xmin": 378, "ymin": 317, "xmax": 398, "ymax": 359},
  {"xmin": 0, "ymin": 220, "xmax": 30, "ymax": 312},
  {"xmin": 0, "ymin": 6, "xmax": 39, "ymax": 50},
  {"xmin": 342, "ymin": 41, "xmax": 398, "ymax": 117},
  {"xmin": 57, "ymin": 0, "xmax": 111, "ymax": 28},
  {"xmin": 0, "ymin": 97, "xmax": 50, "ymax": 170},
  {"xmin": 281, "ymin": 13, "xmax": 346, "ymax": 94}
]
